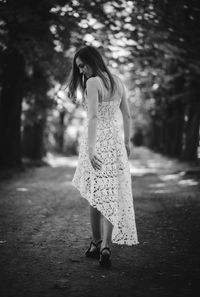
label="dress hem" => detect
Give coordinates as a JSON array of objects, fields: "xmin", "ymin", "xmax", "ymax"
[{"xmin": 72, "ymin": 181, "xmax": 139, "ymax": 246}]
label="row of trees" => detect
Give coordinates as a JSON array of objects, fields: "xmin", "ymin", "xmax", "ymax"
[
  {"xmin": 0, "ymin": 0, "xmax": 110, "ymax": 166},
  {"xmin": 102, "ymin": 0, "xmax": 200, "ymax": 160},
  {"xmin": 0, "ymin": 0, "xmax": 199, "ymax": 168},
  {"xmin": 145, "ymin": 0, "xmax": 200, "ymax": 160}
]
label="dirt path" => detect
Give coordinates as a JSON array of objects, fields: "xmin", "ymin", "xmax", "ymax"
[{"xmin": 0, "ymin": 147, "xmax": 200, "ymax": 297}]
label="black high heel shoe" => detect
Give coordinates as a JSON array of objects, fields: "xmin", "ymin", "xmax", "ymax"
[
  {"xmin": 85, "ymin": 240, "xmax": 102, "ymax": 258},
  {"xmin": 99, "ymin": 247, "xmax": 112, "ymax": 268}
]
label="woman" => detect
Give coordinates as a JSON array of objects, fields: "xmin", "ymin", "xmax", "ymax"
[{"xmin": 69, "ymin": 45, "xmax": 138, "ymax": 268}]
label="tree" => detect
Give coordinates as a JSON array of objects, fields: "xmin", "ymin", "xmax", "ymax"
[
  {"xmin": 0, "ymin": 0, "xmax": 59, "ymax": 166},
  {"xmin": 105, "ymin": 0, "xmax": 200, "ymax": 160},
  {"xmin": 0, "ymin": 0, "xmax": 111, "ymax": 166}
]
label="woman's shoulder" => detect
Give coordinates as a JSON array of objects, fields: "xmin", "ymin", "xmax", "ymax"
[
  {"xmin": 86, "ymin": 76, "xmax": 101, "ymax": 90},
  {"xmin": 86, "ymin": 76, "xmax": 101, "ymax": 84},
  {"xmin": 112, "ymin": 73, "xmax": 122, "ymax": 84}
]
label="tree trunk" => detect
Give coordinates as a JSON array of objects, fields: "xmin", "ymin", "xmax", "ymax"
[
  {"xmin": 57, "ymin": 110, "xmax": 66, "ymax": 152},
  {"xmin": 150, "ymin": 118, "xmax": 162, "ymax": 152},
  {"xmin": 182, "ymin": 101, "xmax": 200, "ymax": 161},
  {"xmin": 172, "ymin": 113, "xmax": 184, "ymax": 157},
  {"xmin": 165, "ymin": 105, "xmax": 184, "ymax": 157},
  {"xmin": 22, "ymin": 116, "xmax": 46, "ymax": 160},
  {"xmin": 0, "ymin": 49, "xmax": 25, "ymax": 167}
]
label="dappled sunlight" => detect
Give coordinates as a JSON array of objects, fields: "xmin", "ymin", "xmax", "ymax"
[
  {"xmin": 45, "ymin": 152, "xmax": 78, "ymax": 168},
  {"xmin": 147, "ymin": 159, "xmax": 173, "ymax": 169},
  {"xmin": 129, "ymin": 164, "xmax": 156, "ymax": 176},
  {"xmin": 152, "ymin": 189, "xmax": 171, "ymax": 194},
  {"xmin": 149, "ymin": 183, "xmax": 166, "ymax": 188},
  {"xmin": 148, "ymin": 182, "xmax": 172, "ymax": 194},
  {"xmin": 160, "ymin": 173, "xmax": 184, "ymax": 181},
  {"xmin": 129, "ymin": 147, "xmax": 200, "ymax": 197},
  {"xmin": 178, "ymin": 179, "xmax": 199, "ymax": 186},
  {"xmin": 161, "ymin": 173, "xmax": 199, "ymax": 186},
  {"xmin": 16, "ymin": 187, "xmax": 29, "ymax": 192},
  {"xmin": 129, "ymin": 158, "xmax": 165, "ymax": 176},
  {"xmin": 0, "ymin": 240, "xmax": 7, "ymax": 244}
]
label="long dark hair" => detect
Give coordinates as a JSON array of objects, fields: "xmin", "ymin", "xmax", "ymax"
[{"xmin": 68, "ymin": 45, "xmax": 116, "ymax": 100}]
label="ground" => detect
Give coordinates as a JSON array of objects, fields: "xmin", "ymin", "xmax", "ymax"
[{"xmin": 0, "ymin": 147, "xmax": 200, "ymax": 297}]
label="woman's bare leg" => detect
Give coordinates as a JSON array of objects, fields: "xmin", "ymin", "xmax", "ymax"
[
  {"xmin": 101, "ymin": 215, "xmax": 113, "ymax": 255},
  {"xmin": 90, "ymin": 205, "xmax": 101, "ymax": 243}
]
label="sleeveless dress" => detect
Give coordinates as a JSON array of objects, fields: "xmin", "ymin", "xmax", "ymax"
[{"xmin": 72, "ymin": 75, "xmax": 139, "ymax": 246}]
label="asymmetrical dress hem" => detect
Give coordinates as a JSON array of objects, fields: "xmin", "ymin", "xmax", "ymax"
[{"xmin": 72, "ymin": 179, "xmax": 139, "ymax": 246}]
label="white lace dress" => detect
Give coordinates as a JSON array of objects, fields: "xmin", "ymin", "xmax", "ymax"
[{"xmin": 72, "ymin": 76, "xmax": 138, "ymax": 246}]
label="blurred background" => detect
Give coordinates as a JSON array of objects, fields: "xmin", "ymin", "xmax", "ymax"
[{"xmin": 0, "ymin": 0, "xmax": 200, "ymax": 168}]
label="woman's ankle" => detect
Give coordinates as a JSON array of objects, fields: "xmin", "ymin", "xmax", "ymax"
[
  {"xmin": 92, "ymin": 238, "xmax": 102, "ymax": 245},
  {"xmin": 101, "ymin": 241, "xmax": 111, "ymax": 250}
]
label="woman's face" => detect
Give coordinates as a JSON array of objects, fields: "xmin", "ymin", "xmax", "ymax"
[{"xmin": 76, "ymin": 57, "xmax": 93, "ymax": 78}]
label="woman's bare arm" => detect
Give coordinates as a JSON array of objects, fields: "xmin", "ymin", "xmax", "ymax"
[
  {"xmin": 86, "ymin": 77, "xmax": 102, "ymax": 169},
  {"xmin": 120, "ymin": 83, "xmax": 131, "ymax": 142}
]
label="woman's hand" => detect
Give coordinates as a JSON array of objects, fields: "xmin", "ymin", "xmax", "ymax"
[
  {"xmin": 125, "ymin": 141, "xmax": 131, "ymax": 158},
  {"xmin": 89, "ymin": 149, "xmax": 102, "ymax": 170}
]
